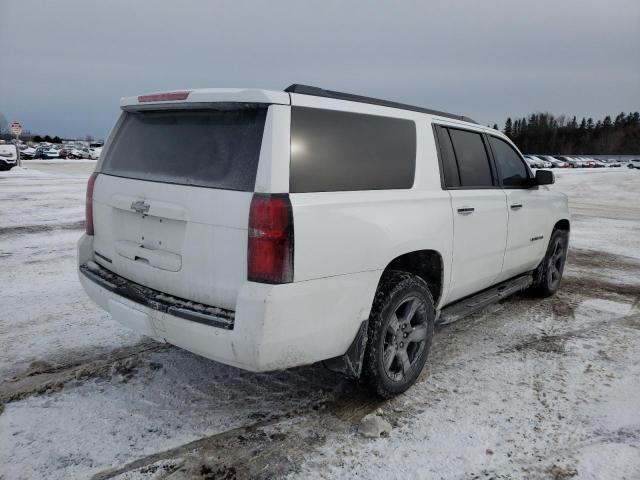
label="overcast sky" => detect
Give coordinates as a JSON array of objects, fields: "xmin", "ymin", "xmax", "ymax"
[{"xmin": 1, "ymin": 0, "xmax": 638, "ymax": 139}]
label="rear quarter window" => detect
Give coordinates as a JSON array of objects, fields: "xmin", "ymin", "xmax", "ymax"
[
  {"xmin": 447, "ymin": 128, "xmax": 494, "ymax": 188},
  {"xmin": 289, "ymin": 107, "xmax": 416, "ymax": 192},
  {"xmin": 101, "ymin": 106, "xmax": 267, "ymax": 191}
]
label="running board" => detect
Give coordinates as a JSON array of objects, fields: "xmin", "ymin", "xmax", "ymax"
[{"xmin": 437, "ymin": 274, "xmax": 533, "ymax": 325}]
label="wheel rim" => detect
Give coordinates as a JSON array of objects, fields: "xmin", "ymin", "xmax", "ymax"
[
  {"xmin": 382, "ymin": 296, "xmax": 428, "ymax": 382},
  {"xmin": 547, "ymin": 237, "xmax": 566, "ymax": 289}
]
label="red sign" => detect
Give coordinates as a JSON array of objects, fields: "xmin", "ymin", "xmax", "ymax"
[{"xmin": 10, "ymin": 122, "xmax": 22, "ymax": 136}]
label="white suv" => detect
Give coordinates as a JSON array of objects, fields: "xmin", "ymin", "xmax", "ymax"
[{"xmin": 78, "ymin": 85, "xmax": 570, "ymax": 397}]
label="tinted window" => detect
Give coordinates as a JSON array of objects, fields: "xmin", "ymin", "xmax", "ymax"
[
  {"xmin": 435, "ymin": 127, "xmax": 460, "ymax": 187},
  {"xmin": 448, "ymin": 129, "xmax": 494, "ymax": 187},
  {"xmin": 489, "ymin": 136, "xmax": 530, "ymax": 187},
  {"xmin": 290, "ymin": 107, "xmax": 416, "ymax": 192},
  {"xmin": 101, "ymin": 107, "xmax": 267, "ymax": 191}
]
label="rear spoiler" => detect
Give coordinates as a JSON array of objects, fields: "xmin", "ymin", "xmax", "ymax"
[{"xmin": 120, "ymin": 88, "xmax": 290, "ymax": 110}]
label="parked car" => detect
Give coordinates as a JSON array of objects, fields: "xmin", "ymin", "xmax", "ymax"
[
  {"xmin": 584, "ymin": 158, "xmax": 606, "ymax": 168},
  {"xmin": 58, "ymin": 147, "xmax": 73, "ymax": 159},
  {"xmin": 78, "ymin": 85, "xmax": 570, "ymax": 398},
  {"xmin": 528, "ymin": 155, "xmax": 553, "ymax": 168},
  {"xmin": 524, "ymin": 156, "xmax": 543, "ymax": 168},
  {"xmin": 20, "ymin": 146, "xmax": 36, "ymax": 159},
  {"xmin": 563, "ymin": 157, "xmax": 584, "ymax": 168},
  {"xmin": 0, "ymin": 143, "xmax": 18, "ymax": 170},
  {"xmin": 68, "ymin": 147, "xmax": 93, "ymax": 159},
  {"xmin": 543, "ymin": 156, "xmax": 569, "ymax": 168},
  {"xmin": 33, "ymin": 146, "xmax": 59, "ymax": 159},
  {"xmin": 603, "ymin": 159, "xmax": 621, "ymax": 167},
  {"xmin": 89, "ymin": 146, "xmax": 102, "ymax": 159},
  {"xmin": 628, "ymin": 159, "xmax": 640, "ymax": 169}
]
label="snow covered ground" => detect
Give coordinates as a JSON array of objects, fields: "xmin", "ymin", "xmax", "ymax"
[{"xmin": 0, "ymin": 165, "xmax": 638, "ymax": 479}]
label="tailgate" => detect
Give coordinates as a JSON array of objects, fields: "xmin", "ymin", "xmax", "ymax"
[{"xmin": 91, "ymin": 106, "xmax": 268, "ymax": 310}]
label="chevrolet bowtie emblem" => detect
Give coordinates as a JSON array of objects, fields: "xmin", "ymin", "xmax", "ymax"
[{"xmin": 130, "ymin": 200, "xmax": 150, "ymax": 214}]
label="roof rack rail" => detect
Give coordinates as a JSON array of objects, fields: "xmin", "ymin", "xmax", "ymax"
[{"xmin": 284, "ymin": 84, "xmax": 477, "ymax": 124}]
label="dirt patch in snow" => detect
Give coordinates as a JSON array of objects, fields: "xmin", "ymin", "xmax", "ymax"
[
  {"xmin": 568, "ymin": 247, "xmax": 640, "ymax": 272},
  {"xmin": 1, "ymin": 341, "xmax": 168, "ymax": 405}
]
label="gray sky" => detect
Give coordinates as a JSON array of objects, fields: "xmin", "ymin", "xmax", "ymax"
[{"xmin": 1, "ymin": 0, "xmax": 638, "ymax": 139}]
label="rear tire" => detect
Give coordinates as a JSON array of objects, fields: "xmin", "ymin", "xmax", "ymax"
[
  {"xmin": 363, "ymin": 271, "xmax": 435, "ymax": 398},
  {"xmin": 531, "ymin": 229, "xmax": 568, "ymax": 298}
]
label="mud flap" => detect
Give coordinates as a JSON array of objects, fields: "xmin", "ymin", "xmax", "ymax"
[{"xmin": 323, "ymin": 320, "xmax": 368, "ymax": 378}]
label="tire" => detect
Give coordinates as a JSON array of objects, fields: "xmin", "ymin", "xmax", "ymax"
[
  {"xmin": 363, "ymin": 271, "xmax": 435, "ymax": 398},
  {"xmin": 531, "ymin": 229, "xmax": 569, "ymax": 298}
]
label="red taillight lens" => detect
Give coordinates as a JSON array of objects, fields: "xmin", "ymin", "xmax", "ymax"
[
  {"xmin": 85, "ymin": 173, "xmax": 98, "ymax": 235},
  {"xmin": 248, "ymin": 194, "xmax": 294, "ymax": 284}
]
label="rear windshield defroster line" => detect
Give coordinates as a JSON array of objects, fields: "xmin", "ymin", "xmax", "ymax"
[{"xmin": 100, "ymin": 106, "xmax": 268, "ymax": 191}]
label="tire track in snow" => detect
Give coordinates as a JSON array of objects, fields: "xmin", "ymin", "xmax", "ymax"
[
  {"xmin": 0, "ymin": 219, "xmax": 84, "ymax": 236},
  {"xmin": 0, "ymin": 341, "xmax": 168, "ymax": 405}
]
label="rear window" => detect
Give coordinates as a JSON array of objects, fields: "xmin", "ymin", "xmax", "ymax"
[
  {"xmin": 289, "ymin": 107, "xmax": 416, "ymax": 193},
  {"xmin": 101, "ymin": 106, "xmax": 267, "ymax": 191}
]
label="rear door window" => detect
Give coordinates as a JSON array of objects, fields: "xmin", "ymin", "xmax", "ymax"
[
  {"xmin": 488, "ymin": 136, "xmax": 531, "ymax": 187},
  {"xmin": 101, "ymin": 107, "xmax": 267, "ymax": 191},
  {"xmin": 289, "ymin": 107, "xmax": 416, "ymax": 192},
  {"xmin": 448, "ymin": 128, "xmax": 495, "ymax": 188}
]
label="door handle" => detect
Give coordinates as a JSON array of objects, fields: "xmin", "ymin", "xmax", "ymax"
[
  {"xmin": 457, "ymin": 206, "xmax": 475, "ymax": 215},
  {"xmin": 510, "ymin": 203, "xmax": 523, "ymax": 210}
]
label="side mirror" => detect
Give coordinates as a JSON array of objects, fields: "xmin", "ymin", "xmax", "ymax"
[{"xmin": 535, "ymin": 169, "xmax": 555, "ymax": 185}]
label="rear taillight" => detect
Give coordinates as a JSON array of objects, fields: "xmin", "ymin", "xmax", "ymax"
[
  {"xmin": 248, "ymin": 194, "xmax": 294, "ymax": 284},
  {"xmin": 85, "ymin": 173, "xmax": 98, "ymax": 235}
]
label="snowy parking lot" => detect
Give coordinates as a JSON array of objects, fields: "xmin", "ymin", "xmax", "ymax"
[{"xmin": 1, "ymin": 162, "xmax": 639, "ymax": 479}]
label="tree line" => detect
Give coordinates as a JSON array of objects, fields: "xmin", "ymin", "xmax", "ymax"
[{"xmin": 500, "ymin": 112, "xmax": 640, "ymax": 154}]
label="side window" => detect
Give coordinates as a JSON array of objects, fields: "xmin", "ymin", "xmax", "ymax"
[
  {"xmin": 489, "ymin": 136, "xmax": 530, "ymax": 188},
  {"xmin": 289, "ymin": 107, "xmax": 416, "ymax": 193},
  {"xmin": 434, "ymin": 126, "xmax": 460, "ymax": 188},
  {"xmin": 448, "ymin": 128, "xmax": 494, "ymax": 187}
]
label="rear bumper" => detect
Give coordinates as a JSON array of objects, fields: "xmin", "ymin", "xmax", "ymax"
[{"xmin": 78, "ymin": 234, "xmax": 379, "ymax": 372}]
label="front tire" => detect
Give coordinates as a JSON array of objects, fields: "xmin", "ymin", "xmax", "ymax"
[
  {"xmin": 363, "ymin": 271, "xmax": 435, "ymax": 398},
  {"xmin": 531, "ymin": 229, "xmax": 569, "ymax": 297}
]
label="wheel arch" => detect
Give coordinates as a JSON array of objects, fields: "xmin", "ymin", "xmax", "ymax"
[
  {"xmin": 379, "ymin": 249, "xmax": 444, "ymax": 306},
  {"xmin": 554, "ymin": 219, "xmax": 570, "ymax": 232}
]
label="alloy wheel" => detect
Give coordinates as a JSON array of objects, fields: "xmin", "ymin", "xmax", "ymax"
[
  {"xmin": 382, "ymin": 296, "xmax": 429, "ymax": 382},
  {"xmin": 547, "ymin": 237, "xmax": 566, "ymax": 289}
]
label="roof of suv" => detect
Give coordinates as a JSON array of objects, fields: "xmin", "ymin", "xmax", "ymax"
[{"xmin": 285, "ymin": 84, "xmax": 477, "ymax": 124}]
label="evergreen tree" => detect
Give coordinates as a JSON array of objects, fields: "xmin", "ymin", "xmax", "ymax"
[
  {"xmin": 495, "ymin": 111, "xmax": 640, "ymax": 154},
  {"xmin": 504, "ymin": 117, "xmax": 513, "ymax": 137}
]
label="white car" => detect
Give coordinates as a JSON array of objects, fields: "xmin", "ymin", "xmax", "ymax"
[
  {"xmin": 540, "ymin": 155, "xmax": 568, "ymax": 168},
  {"xmin": 78, "ymin": 85, "xmax": 570, "ymax": 397},
  {"xmin": 530, "ymin": 155, "xmax": 553, "ymax": 168},
  {"xmin": 89, "ymin": 147, "xmax": 102, "ymax": 159},
  {"xmin": 43, "ymin": 146, "xmax": 60, "ymax": 159},
  {"xmin": 20, "ymin": 146, "xmax": 37, "ymax": 159},
  {"xmin": 0, "ymin": 144, "xmax": 18, "ymax": 170}
]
